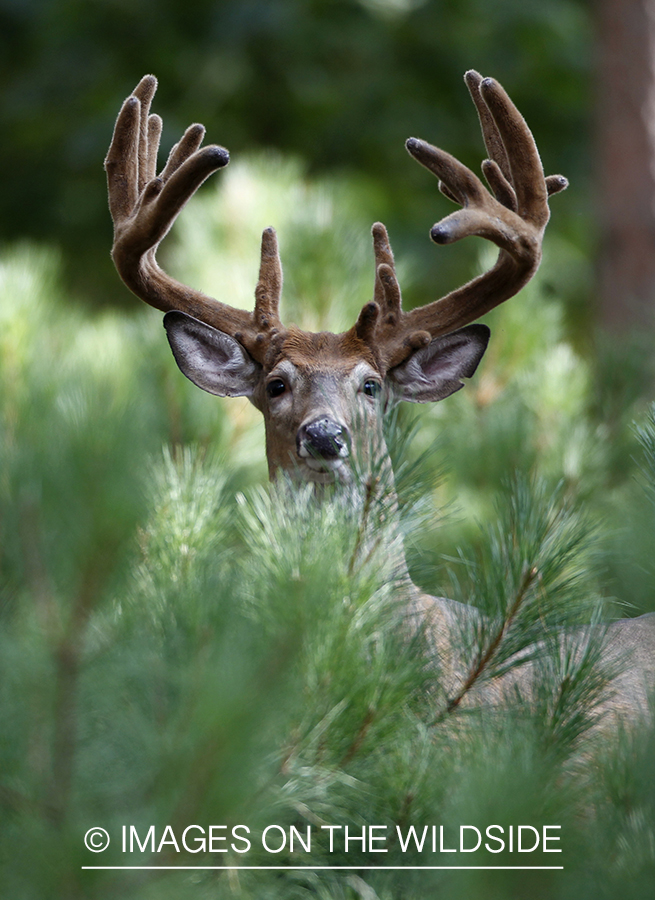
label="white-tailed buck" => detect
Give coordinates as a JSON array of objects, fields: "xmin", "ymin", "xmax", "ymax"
[{"xmin": 106, "ymin": 73, "xmax": 654, "ymax": 725}]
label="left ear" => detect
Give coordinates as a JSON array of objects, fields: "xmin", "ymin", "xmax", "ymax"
[{"xmin": 388, "ymin": 324, "xmax": 490, "ymax": 403}]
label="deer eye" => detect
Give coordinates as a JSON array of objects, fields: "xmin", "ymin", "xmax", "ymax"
[
  {"xmin": 362, "ymin": 379, "xmax": 381, "ymax": 398},
  {"xmin": 266, "ymin": 378, "xmax": 287, "ymax": 398}
]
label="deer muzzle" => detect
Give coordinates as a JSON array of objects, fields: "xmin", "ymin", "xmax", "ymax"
[{"xmin": 297, "ymin": 417, "xmax": 350, "ymax": 461}]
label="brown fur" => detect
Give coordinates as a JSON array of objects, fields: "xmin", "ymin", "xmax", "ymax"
[{"xmin": 268, "ymin": 327, "xmax": 381, "ymax": 376}]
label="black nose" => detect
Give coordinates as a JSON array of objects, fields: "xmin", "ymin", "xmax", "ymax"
[{"xmin": 297, "ymin": 417, "xmax": 349, "ymax": 459}]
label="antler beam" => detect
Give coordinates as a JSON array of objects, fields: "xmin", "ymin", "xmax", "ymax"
[
  {"xmin": 358, "ymin": 70, "xmax": 567, "ymax": 370},
  {"xmin": 105, "ymin": 75, "xmax": 284, "ymax": 363},
  {"xmin": 107, "ymin": 72, "xmax": 565, "ymax": 375}
]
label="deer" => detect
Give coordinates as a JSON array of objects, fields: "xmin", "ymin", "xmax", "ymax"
[{"xmin": 106, "ymin": 72, "xmax": 655, "ymax": 728}]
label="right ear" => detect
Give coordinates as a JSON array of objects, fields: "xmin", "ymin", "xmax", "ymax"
[
  {"xmin": 163, "ymin": 311, "xmax": 261, "ymax": 398},
  {"xmin": 387, "ymin": 324, "xmax": 490, "ymax": 403}
]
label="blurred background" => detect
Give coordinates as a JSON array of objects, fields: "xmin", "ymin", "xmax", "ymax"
[
  {"xmin": 0, "ymin": 0, "xmax": 621, "ymax": 316},
  {"xmin": 2, "ymin": 0, "xmax": 654, "ymax": 334}
]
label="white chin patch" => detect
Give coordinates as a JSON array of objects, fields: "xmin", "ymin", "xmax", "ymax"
[{"xmin": 302, "ymin": 457, "xmax": 352, "ymax": 484}]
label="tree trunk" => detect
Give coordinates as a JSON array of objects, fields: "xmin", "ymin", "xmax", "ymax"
[{"xmin": 597, "ymin": 0, "xmax": 655, "ymax": 330}]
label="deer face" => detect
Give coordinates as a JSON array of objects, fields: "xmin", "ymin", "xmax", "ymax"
[
  {"xmin": 164, "ymin": 312, "xmax": 489, "ymax": 484},
  {"xmin": 254, "ymin": 330, "xmax": 383, "ymax": 484}
]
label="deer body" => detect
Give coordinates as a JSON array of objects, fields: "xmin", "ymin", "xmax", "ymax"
[{"xmin": 106, "ymin": 73, "xmax": 655, "ymax": 727}]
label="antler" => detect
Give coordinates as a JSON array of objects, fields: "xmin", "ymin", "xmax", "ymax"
[
  {"xmin": 107, "ymin": 72, "xmax": 565, "ymax": 374},
  {"xmin": 105, "ymin": 75, "xmax": 285, "ymax": 363},
  {"xmin": 356, "ymin": 70, "xmax": 568, "ymax": 370}
]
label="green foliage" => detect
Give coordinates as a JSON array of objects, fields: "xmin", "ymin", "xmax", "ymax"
[
  {"xmin": 1, "ymin": 137, "xmax": 654, "ymax": 898},
  {"xmin": 443, "ymin": 477, "xmax": 599, "ymax": 679},
  {"xmin": 0, "ymin": 0, "xmax": 592, "ymax": 305},
  {"xmin": 168, "ymin": 154, "xmax": 385, "ymax": 334}
]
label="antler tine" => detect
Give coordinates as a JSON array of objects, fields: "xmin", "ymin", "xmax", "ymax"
[
  {"xmin": 254, "ymin": 227, "xmax": 284, "ymax": 330},
  {"xmin": 354, "ymin": 222, "xmax": 409, "ymax": 351},
  {"xmin": 352, "ymin": 222, "xmax": 430, "ymax": 364},
  {"xmin": 159, "ymin": 121, "xmax": 203, "ymax": 177},
  {"xmin": 106, "ymin": 93, "xmax": 141, "ymax": 223},
  {"xmin": 371, "ymin": 223, "xmax": 395, "ymax": 304},
  {"xmin": 106, "ymin": 76, "xmax": 282, "ymax": 365},
  {"xmin": 478, "ymin": 76, "xmax": 549, "ymax": 225},
  {"xmin": 464, "ymin": 70, "xmax": 511, "ymax": 184},
  {"xmin": 363, "ymin": 71, "xmax": 567, "ymax": 367},
  {"xmin": 463, "ymin": 70, "xmax": 520, "ymax": 212},
  {"xmin": 372, "ymin": 223, "xmax": 404, "ymax": 320},
  {"xmin": 466, "ymin": 71, "xmax": 568, "ymax": 209},
  {"xmin": 133, "ymin": 75, "xmax": 159, "ymax": 191}
]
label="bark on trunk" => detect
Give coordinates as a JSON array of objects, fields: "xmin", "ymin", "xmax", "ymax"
[{"xmin": 597, "ymin": 0, "xmax": 655, "ymax": 330}]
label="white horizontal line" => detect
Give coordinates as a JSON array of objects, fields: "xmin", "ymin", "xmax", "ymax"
[{"xmin": 82, "ymin": 865, "xmax": 564, "ymax": 871}]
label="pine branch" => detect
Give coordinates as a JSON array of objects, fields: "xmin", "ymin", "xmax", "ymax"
[
  {"xmin": 47, "ymin": 546, "xmax": 116, "ymax": 824},
  {"xmin": 438, "ymin": 563, "xmax": 539, "ymax": 720},
  {"xmin": 339, "ymin": 706, "xmax": 376, "ymax": 767},
  {"xmin": 347, "ymin": 474, "xmax": 379, "ymax": 579}
]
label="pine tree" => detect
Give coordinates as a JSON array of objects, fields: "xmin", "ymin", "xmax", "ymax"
[{"xmin": 1, "ymin": 163, "xmax": 654, "ymax": 897}]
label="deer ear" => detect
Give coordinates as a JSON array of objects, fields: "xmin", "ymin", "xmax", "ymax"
[
  {"xmin": 388, "ymin": 324, "xmax": 489, "ymax": 403},
  {"xmin": 163, "ymin": 311, "xmax": 261, "ymax": 398}
]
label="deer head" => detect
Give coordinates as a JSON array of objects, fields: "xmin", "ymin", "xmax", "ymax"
[{"xmin": 105, "ymin": 72, "xmax": 567, "ymax": 484}]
